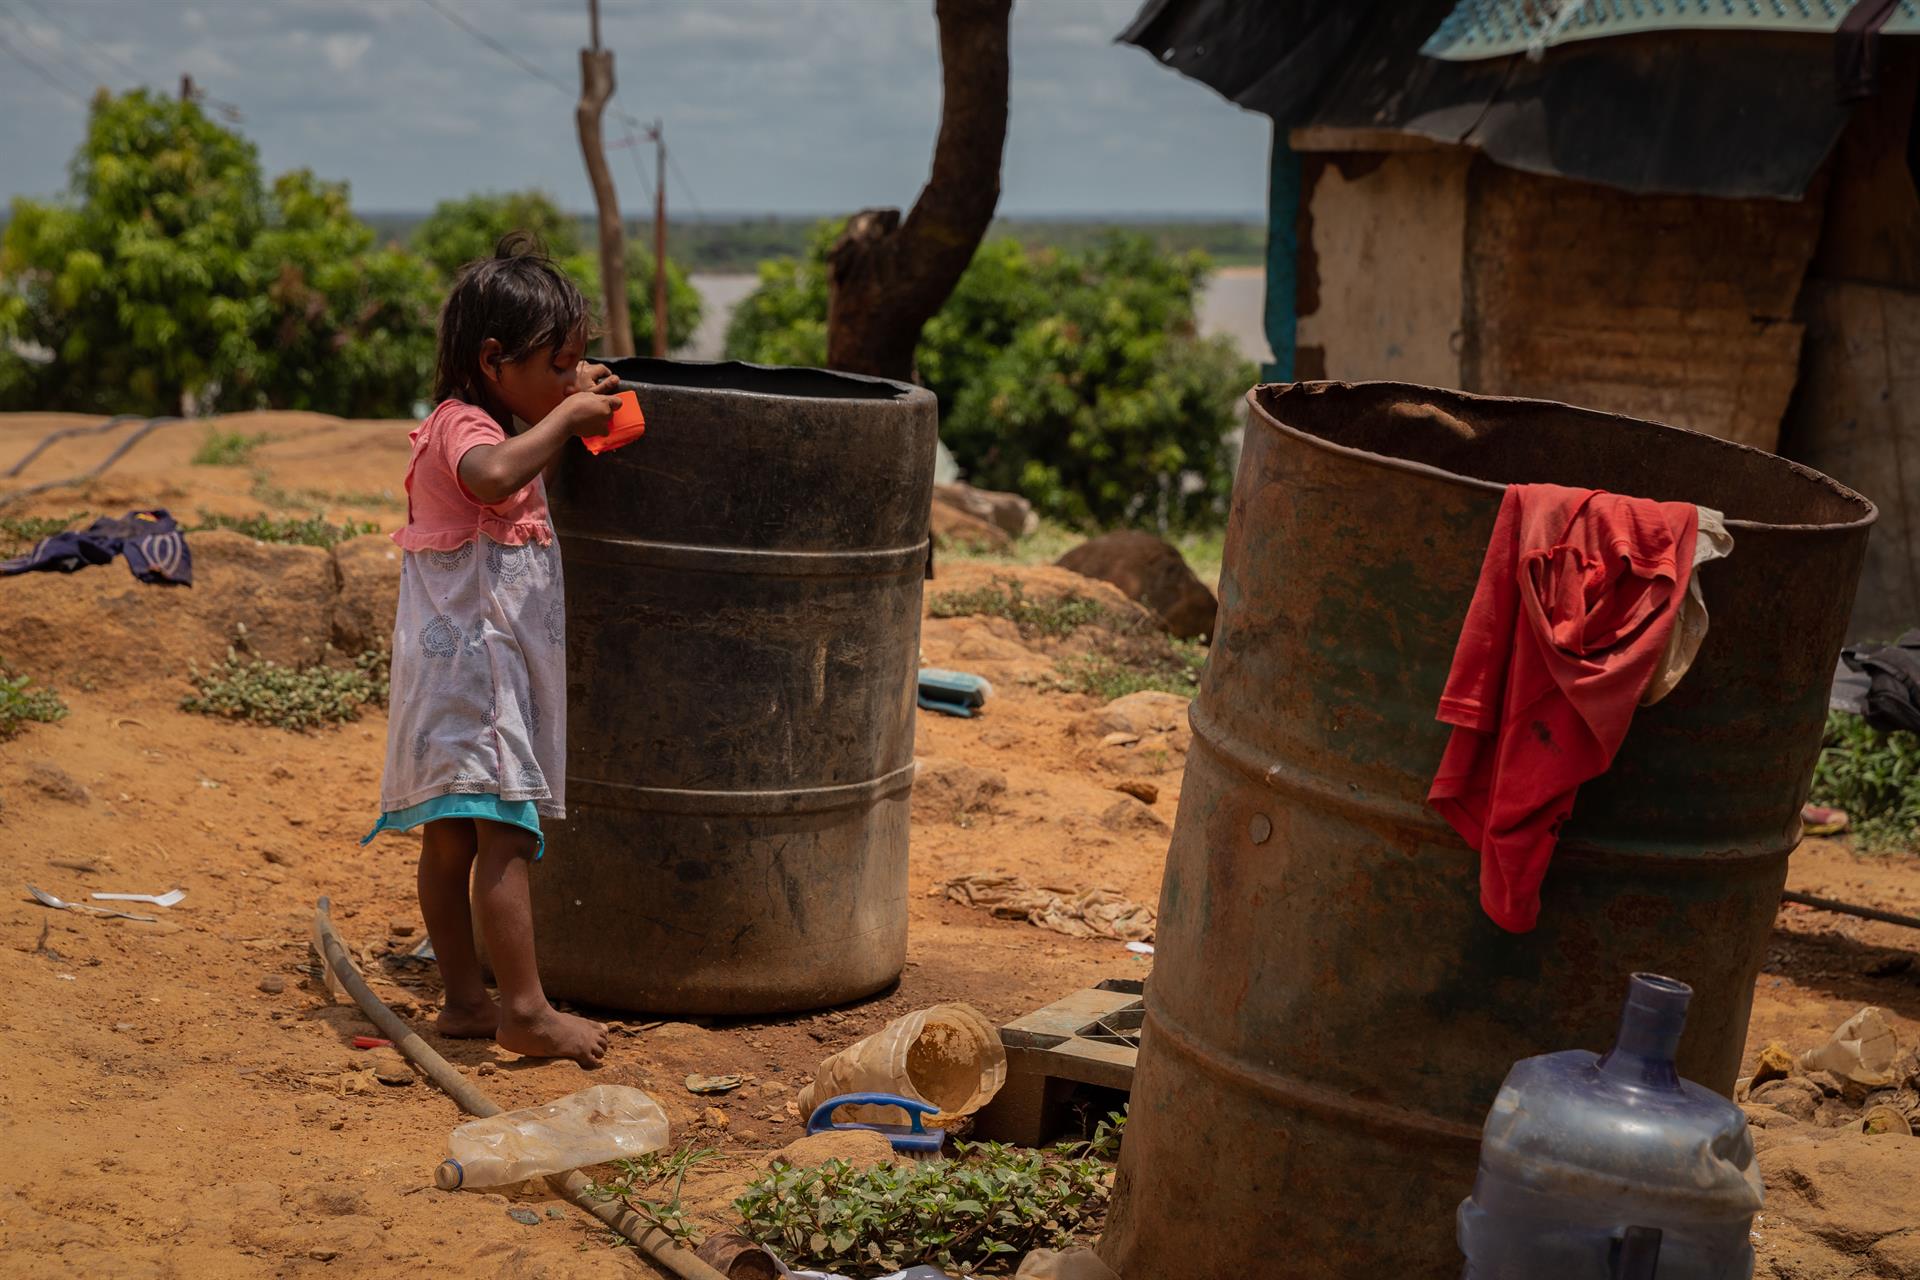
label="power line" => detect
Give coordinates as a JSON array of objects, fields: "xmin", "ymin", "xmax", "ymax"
[
  {"xmin": 664, "ymin": 140, "xmax": 704, "ymax": 223},
  {"xmin": 8, "ymin": 0, "xmax": 137, "ymax": 86},
  {"xmin": 417, "ymin": 0, "xmax": 574, "ymax": 98},
  {"xmin": 0, "ymin": 3, "xmax": 100, "ymax": 94},
  {"xmin": 0, "ymin": 30, "xmax": 85, "ymax": 105}
]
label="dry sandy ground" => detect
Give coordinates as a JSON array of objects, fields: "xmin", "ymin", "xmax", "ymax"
[{"xmin": 0, "ymin": 412, "xmax": 1916, "ymax": 1278}]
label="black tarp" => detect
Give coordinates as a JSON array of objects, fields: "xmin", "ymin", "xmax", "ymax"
[{"xmin": 1119, "ymin": 0, "xmax": 1858, "ymax": 199}]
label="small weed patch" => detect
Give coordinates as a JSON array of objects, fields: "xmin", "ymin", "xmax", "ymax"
[
  {"xmin": 929, "ymin": 576, "xmax": 1114, "ymax": 639},
  {"xmin": 1052, "ymin": 638, "xmax": 1207, "ymax": 701},
  {"xmin": 1812, "ymin": 712, "xmax": 1920, "ymax": 852},
  {"xmin": 192, "ymin": 428, "xmax": 269, "ymax": 467},
  {"xmin": 584, "ymin": 1144, "xmax": 718, "ymax": 1248},
  {"xmin": 733, "ymin": 1112, "xmax": 1123, "ymax": 1276},
  {"xmin": 192, "ymin": 511, "xmax": 379, "ymax": 549},
  {"xmin": 0, "ymin": 663, "xmax": 66, "ymax": 740},
  {"xmin": 0, "ymin": 512, "xmax": 87, "ymax": 555},
  {"xmin": 183, "ymin": 648, "xmax": 388, "ymax": 731}
]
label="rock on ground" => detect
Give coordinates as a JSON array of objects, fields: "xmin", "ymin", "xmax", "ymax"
[
  {"xmin": 931, "ymin": 500, "xmax": 1013, "ymax": 553},
  {"xmin": 934, "ymin": 482, "xmax": 1037, "ymax": 539},
  {"xmin": 914, "ymin": 756, "xmax": 1008, "ymax": 822},
  {"xmin": 771, "ymin": 1127, "xmax": 897, "ymax": 1171},
  {"xmin": 1057, "ymin": 531, "xmax": 1218, "ymax": 641}
]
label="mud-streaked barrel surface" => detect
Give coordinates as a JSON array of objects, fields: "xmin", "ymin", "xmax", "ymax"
[
  {"xmin": 1101, "ymin": 382, "xmax": 1874, "ymax": 1279},
  {"xmin": 535, "ymin": 359, "xmax": 937, "ymax": 1015}
]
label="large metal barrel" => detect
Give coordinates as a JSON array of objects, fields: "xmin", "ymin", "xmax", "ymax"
[
  {"xmin": 1101, "ymin": 383, "xmax": 1874, "ymax": 1279},
  {"xmin": 532, "ymin": 359, "xmax": 936, "ymax": 1015}
]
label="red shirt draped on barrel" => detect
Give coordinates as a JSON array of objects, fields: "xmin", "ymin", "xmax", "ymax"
[{"xmin": 1429, "ymin": 483, "xmax": 1699, "ymax": 933}]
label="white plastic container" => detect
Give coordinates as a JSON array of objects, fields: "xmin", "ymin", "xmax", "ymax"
[{"xmin": 435, "ymin": 1085, "xmax": 669, "ymax": 1190}]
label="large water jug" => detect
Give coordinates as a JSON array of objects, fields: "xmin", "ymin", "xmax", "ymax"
[{"xmin": 1458, "ymin": 973, "xmax": 1763, "ymax": 1279}]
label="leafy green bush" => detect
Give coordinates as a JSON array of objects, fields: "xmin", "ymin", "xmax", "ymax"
[
  {"xmin": 182, "ymin": 648, "xmax": 387, "ymax": 731},
  {"xmin": 191, "ymin": 511, "xmax": 378, "ymax": 549},
  {"xmin": 733, "ymin": 1115, "xmax": 1124, "ymax": 1276},
  {"xmin": 191, "ymin": 428, "xmax": 268, "ymax": 466},
  {"xmin": 0, "ymin": 664, "xmax": 66, "ymax": 740},
  {"xmin": 1, "ymin": 91, "xmax": 438, "ymax": 418},
  {"xmin": 725, "ymin": 227, "xmax": 1253, "ymax": 530},
  {"xmin": 1811, "ymin": 712, "xmax": 1920, "ymax": 852},
  {"xmin": 413, "ymin": 190, "xmax": 701, "ymax": 354}
]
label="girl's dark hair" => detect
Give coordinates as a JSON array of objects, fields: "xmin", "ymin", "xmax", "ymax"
[{"xmin": 433, "ymin": 232, "xmax": 593, "ymax": 407}]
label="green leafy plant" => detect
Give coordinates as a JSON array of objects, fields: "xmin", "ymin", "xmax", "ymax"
[
  {"xmin": 0, "ymin": 663, "xmax": 66, "ymax": 740},
  {"xmin": 928, "ymin": 576, "xmax": 1114, "ymax": 639},
  {"xmin": 0, "ymin": 512, "xmax": 87, "ymax": 555},
  {"xmin": 734, "ymin": 1112, "xmax": 1125, "ymax": 1276},
  {"xmin": 191, "ymin": 511, "xmax": 378, "ymax": 549},
  {"xmin": 2, "ymin": 91, "xmax": 439, "ymax": 418},
  {"xmin": 191, "ymin": 428, "xmax": 268, "ymax": 466},
  {"xmin": 1052, "ymin": 639, "xmax": 1207, "ymax": 701},
  {"xmin": 726, "ymin": 227, "xmax": 1252, "ymax": 531},
  {"xmin": 584, "ymin": 1144, "xmax": 720, "ymax": 1247},
  {"xmin": 413, "ymin": 190, "xmax": 702, "ymax": 353},
  {"xmin": 1811, "ymin": 711, "xmax": 1920, "ymax": 852},
  {"xmin": 182, "ymin": 647, "xmax": 387, "ymax": 730}
]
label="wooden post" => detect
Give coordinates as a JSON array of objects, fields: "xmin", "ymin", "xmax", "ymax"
[
  {"xmin": 652, "ymin": 120, "xmax": 668, "ymax": 358},
  {"xmin": 577, "ymin": 0, "xmax": 634, "ymax": 357}
]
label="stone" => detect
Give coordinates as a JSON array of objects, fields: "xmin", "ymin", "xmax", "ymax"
[
  {"xmin": 389, "ymin": 920, "xmax": 415, "ymax": 938},
  {"xmin": 1100, "ymin": 796, "xmax": 1169, "ymax": 833},
  {"xmin": 27, "ymin": 763, "xmax": 90, "ymax": 806},
  {"xmin": 701, "ymin": 1106, "xmax": 729, "ymax": 1130},
  {"xmin": 1750, "ymin": 1040, "xmax": 1797, "ymax": 1090},
  {"xmin": 930, "ymin": 499, "xmax": 1013, "ymax": 553},
  {"xmin": 369, "ymin": 1050, "xmax": 414, "ymax": 1087},
  {"xmin": 773, "ymin": 1127, "xmax": 897, "ymax": 1171},
  {"xmin": 1114, "ymin": 779, "xmax": 1159, "ymax": 805},
  {"xmin": 933, "ymin": 482, "xmax": 1037, "ymax": 539},
  {"xmin": 1751, "ymin": 1079, "xmax": 1821, "ymax": 1123},
  {"xmin": 1089, "ymin": 690, "xmax": 1190, "ymax": 740},
  {"xmin": 507, "ymin": 1207, "xmax": 540, "ymax": 1226},
  {"xmin": 1057, "ymin": 531, "xmax": 1218, "ymax": 640},
  {"xmin": 258, "ymin": 974, "xmax": 287, "ymax": 995},
  {"xmin": 912, "ymin": 756, "xmax": 1008, "ymax": 822},
  {"xmin": 261, "ymin": 848, "xmax": 297, "ymax": 867}
]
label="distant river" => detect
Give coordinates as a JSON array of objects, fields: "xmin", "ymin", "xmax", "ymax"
[{"xmin": 687, "ymin": 265, "xmax": 1273, "ymax": 365}]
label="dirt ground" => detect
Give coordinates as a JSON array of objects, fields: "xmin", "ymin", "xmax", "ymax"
[{"xmin": 1, "ymin": 412, "xmax": 1918, "ymax": 1278}]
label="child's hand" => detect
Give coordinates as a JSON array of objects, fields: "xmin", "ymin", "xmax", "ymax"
[
  {"xmin": 557, "ymin": 390, "xmax": 618, "ymax": 438},
  {"xmin": 575, "ymin": 361, "xmax": 620, "ymax": 396}
]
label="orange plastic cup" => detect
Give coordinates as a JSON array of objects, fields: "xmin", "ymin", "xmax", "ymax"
[{"xmin": 582, "ymin": 390, "xmax": 647, "ymax": 455}]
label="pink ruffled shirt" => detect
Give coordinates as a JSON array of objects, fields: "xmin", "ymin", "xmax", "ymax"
[{"xmin": 393, "ymin": 399, "xmax": 553, "ymax": 552}]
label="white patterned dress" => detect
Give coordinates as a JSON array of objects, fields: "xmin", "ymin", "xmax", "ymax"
[{"xmin": 363, "ymin": 400, "xmax": 567, "ymax": 853}]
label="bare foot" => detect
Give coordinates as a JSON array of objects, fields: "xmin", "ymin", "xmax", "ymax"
[
  {"xmin": 435, "ymin": 999, "xmax": 500, "ymax": 1039},
  {"xmin": 497, "ymin": 1004, "xmax": 609, "ymax": 1065}
]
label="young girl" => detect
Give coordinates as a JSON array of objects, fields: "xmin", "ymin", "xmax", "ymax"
[{"xmin": 364, "ymin": 234, "xmax": 618, "ymax": 1064}]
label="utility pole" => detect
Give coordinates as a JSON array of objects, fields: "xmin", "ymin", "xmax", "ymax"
[
  {"xmin": 576, "ymin": 0, "xmax": 634, "ymax": 357},
  {"xmin": 179, "ymin": 73, "xmax": 194, "ymax": 102},
  {"xmin": 649, "ymin": 119, "xmax": 668, "ymax": 358}
]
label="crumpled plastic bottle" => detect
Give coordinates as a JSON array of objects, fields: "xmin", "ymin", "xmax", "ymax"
[{"xmin": 435, "ymin": 1085, "xmax": 669, "ymax": 1190}]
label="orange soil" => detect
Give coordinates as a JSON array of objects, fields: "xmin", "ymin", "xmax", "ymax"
[{"xmin": 0, "ymin": 413, "xmax": 1916, "ymax": 1278}]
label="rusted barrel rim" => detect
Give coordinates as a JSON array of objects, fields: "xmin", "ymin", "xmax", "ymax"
[
  {"xmin": 569, "ymin": 760, "xmax": 917, "ymax": 816},
  {"xmin": 1249, "ymin": 382, "xmax": 1877, "ymax": 536}
]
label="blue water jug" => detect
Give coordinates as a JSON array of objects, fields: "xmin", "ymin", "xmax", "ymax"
[{"xmin": 1458, "ymin": 973, "xmax": 1763, "ymax": 1279}]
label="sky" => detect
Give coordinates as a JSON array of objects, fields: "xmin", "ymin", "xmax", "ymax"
[{"xmin": 0, "ymin": 0, "xmax": 1271, "ymax": 217}]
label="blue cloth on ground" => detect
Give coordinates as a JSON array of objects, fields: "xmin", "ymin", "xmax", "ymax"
[
  {"xmin": 0, "ymin": 509, "xmax": 192, "ymax": 585},
  {"xmin": 361, "ymin": 793, "xmax": 545, "ymax": 858}
]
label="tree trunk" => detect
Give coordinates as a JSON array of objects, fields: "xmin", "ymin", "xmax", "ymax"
[
  {"xmin": 826, "ymin": 0, "xmax": 1012, "ymax": 382},
  {"xmin": 577, "ymin": 47, "xmax": 635, "ymax": 358}
]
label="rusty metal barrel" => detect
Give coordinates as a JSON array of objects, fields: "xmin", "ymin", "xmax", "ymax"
[
  {"xmin": 531, "ymin": 358, "xmax": 936, "ymax": 1015},
  {"xmin": 1101, "ymin": 383, "xmax": 1874, "ymax": 1279}
]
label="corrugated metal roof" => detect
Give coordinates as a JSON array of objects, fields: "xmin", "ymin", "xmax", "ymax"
[{"xmin": 1424, "ymin": 0, "xmax": 1920, "ymax": 60}]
